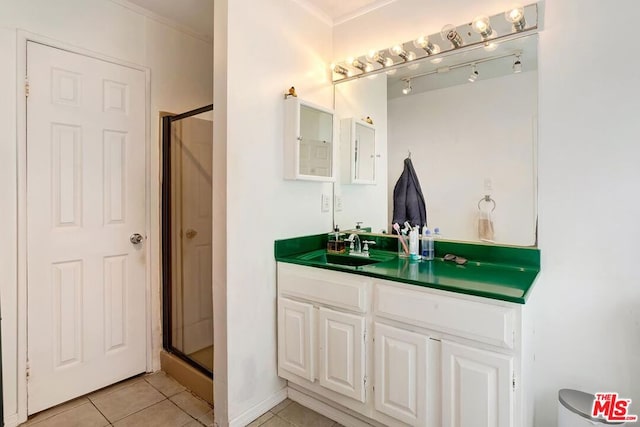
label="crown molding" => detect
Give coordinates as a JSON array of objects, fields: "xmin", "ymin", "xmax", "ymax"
[
  {"xmin": 334, "ymin": 0, "xmax": 398, "ymax": 26},
  {"xmin": 107, "ymin": 0, "xmax": 213, "ymax": 44}
]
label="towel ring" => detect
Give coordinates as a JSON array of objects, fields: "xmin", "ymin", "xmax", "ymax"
[{"xmin": 478, "ymin": 195, "xmax": 496, "ymax": 212}]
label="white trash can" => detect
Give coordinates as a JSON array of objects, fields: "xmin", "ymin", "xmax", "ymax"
[{"xmin": 559, "ymin": 389, "xmax": 626, "ymax": 426}]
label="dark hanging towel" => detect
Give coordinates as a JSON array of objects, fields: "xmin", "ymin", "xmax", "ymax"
[{"xmin": 392, "ymin": 157, "xmax": 427, "ymax": 229}]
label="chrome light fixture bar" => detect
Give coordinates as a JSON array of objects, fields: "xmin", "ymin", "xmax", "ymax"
[
  {"xmin": 392, "ymin": 51, "xmax": 524, "ymax": 92},
  {"xmin": 331, "ymin": 2, "xmax": 540, "ymax": 83}
]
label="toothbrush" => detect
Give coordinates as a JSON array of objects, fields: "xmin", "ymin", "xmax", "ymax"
[{"xmin": 393, "ymin": 223, "xmax": 410, "ymax": 255}]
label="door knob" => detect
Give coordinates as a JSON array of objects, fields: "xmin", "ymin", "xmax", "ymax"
[
  {"xmin": 185, "ymin": 229, "xmax": 198, "ymax": 239},
  {"xmin": 130, "ymin": 233, "xmax": 144, "ymax": 244}
]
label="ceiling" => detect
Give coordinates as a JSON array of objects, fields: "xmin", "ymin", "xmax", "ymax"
[{"xmin": 115, "ymin": 0, "xmax": 389, "ymax": 41}]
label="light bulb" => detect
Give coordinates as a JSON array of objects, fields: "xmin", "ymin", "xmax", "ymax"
[
  {"xmin": 505, "ymin": 5, "xmax": 526, "ymax": 31},
  {"xmin": 402, "ymin": 80, "xmax": 412, "ymax": 95},
  {"xmin": 389, "ymin": 44, "xmax": 405, "ymax": 56},
  {"xmin": 468, "ymin": 65, "xmax": 478, "ymax": 82},
  {"xmin": 441, "ymin": 24, "xmax": 463, "ymax": 48},
  {"xmin": 513, "ymin": 55, "xmax": 522, "ymax": 73},
  {"xmin": 482, "ymin": 30, "xmax": 499, "ymax": 51},
  {"xmin": 366, "ymin": 50, "xmax": 381, "ymax": 63},
  {"xmin": 389, "ymin": 44, "xmax": 414, "ymax": 62},
  {"xmin": 414, "ymin": 36, "xmax": 440, "ymax": 56},
  {"xmin": 383, "ymin": 57, "xmax": 394, "ymax": 67},
  {"xmin": 472, "ymin": 16, "xmax": 493, "ymax": 39},
  {"xmin": 331, "ymin": 63, "xmax": 349, "ymax": 77},
  {"xmin": 349, "ymin": 57, "xmax": 370, "ymax": 73}
]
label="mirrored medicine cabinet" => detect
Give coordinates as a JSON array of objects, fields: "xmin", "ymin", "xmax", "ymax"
[
  {"xmin": 284, "ymin": 97, "xmax": 336, "ymax": 181},
  {"xmin": 340, "ymin": 118, "xmax": 377, "ymax": 185}
]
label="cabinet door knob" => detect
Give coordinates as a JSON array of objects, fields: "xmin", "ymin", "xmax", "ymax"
[
  {"xmin": 130, "ymin": 233, "xmax": 144, "ymax": 244},
  {"xmin": 186, "ymin": 229, "xmax": 198, "ymax": 239}
]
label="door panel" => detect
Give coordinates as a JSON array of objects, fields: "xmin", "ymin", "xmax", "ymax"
[
  {"xmin": 318, "ymin": 307, "xmax": 366, "ymax": 403},
  {"xmin": 27, "ymin": 42, "xmax": 147, "ymax": 414},
  {"xmin": 441, "ymin": 340, "xmax": 513, "ymax": 427},
  {"xmin": 374, "ymin": 322, "xmax": 429, "ymax": 426},
  {"xmin": 278, "ymin": 298, "xmax": 315, "ymax": 382}
]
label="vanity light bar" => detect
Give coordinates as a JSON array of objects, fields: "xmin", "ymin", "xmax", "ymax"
[{"xmin": 331, "ymin": 2, "xmax": 540, "ymax": 82}]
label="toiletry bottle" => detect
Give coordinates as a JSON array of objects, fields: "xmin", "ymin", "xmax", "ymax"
[
  {"xmin": 422, "ymin": 227, "xmax": 434, "ymax": 261},
  {"xmin": 409, "ymin": 226, "xmax": 420, "ymax": 261}
]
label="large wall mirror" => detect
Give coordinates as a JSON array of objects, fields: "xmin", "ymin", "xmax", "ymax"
[{"xmin": 333, "ymin": 34, "xmax": 538, "ymax": 246}]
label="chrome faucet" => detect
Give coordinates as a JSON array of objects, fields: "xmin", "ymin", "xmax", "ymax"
[{"xmin": 347, "ymin": 233, "xmax": 362, "ymax": 255}]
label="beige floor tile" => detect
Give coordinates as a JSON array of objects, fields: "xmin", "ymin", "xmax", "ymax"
[
  {"xmin": 24, "ymin": 402, "xmax": 109, "ymax": 427},
  {"xmin": 144, "ymin": 371, "xmax": 186, "ymax": 397},
  {"xmin": 247, "ymin": 411, "xmax": 275, "ymax": 427},
  {"xmin": 90, "ymin": 380, "xmax": 165, "ymax": 422},
  {"xmin": 260, "ymin": 415, "xmax": 296, "ymax": 427},
  {"xmin": 180, "ymin": 420, "xmax": 205, "ymax": 427},
  {"xmin": 278, "ymin": 402, "xmax": 335, "ymax": 427},
  {"xmin": 21, "ymin": 397, "xmax": 89, "ymax": 425},
  {"xmin": 269, "ymin": 398, "xmax": 293, "ymax": 414},
  {"xmin": 88, "ymin": 375, "xmax": 145, "ymax": 401},
  {"xmin": 112, "ymin": 399, "xmax": 193, "ymax": 427},
  {"xmin": 197, "ymin": 410, "xmax": 215, "ymax": 427},
  {"xmin": 170, "ymin": 391, "xmax": 212, "ymax": 419}
]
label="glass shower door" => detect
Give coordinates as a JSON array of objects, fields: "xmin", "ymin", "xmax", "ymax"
[{"xmin": 162, "ymin": 105, "xmax": 214, "ymax": 376}]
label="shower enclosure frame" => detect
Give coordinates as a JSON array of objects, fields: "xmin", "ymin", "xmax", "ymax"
[{"xmin": 161, "ymin": 104, "xmax": 214, "ymax": 378}]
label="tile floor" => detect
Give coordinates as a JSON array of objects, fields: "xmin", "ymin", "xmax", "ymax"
[
  {"xmin": 20, "ymin": 372, "xmax": 213, "ymax": 427},
  {"xmin": 20, "ymin": 373, "xmax": 343, "ymax": 427},
  {"xmin": 246, "ymin": 399, "xmax": 343, "ymax": 427}
]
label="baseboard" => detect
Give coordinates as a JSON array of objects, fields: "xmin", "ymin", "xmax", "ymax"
[
  {"xmin": 287, "ymin": 387, "xmax": 384, "ymax": 427},
  {"xmin": 4, "ymin": 412, "xmax": 20, "ymax": 427},
  {"xmin": 229, "ymin": 388, "xmax": 288, "ymax": 427}
]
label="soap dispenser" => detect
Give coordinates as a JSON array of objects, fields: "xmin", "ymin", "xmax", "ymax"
[{"xmin": 327, "ymin": 226, "xmax": 346, "ymax": 254}]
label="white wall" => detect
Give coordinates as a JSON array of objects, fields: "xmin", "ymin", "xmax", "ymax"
[
  {"xmin": 334, "ymin": 0, "xmax": 640, "ymax": 425},
  {"xmin": 388, "ymin": 71, "xmax": 537, "ymax": 245},
  {"xmin": 334, "ymin": 76, "xmax": 388, "ymax": 232},
  {"xmin": 215, "ymin": 0, "xmax": 333, "ymax": 424},
  {"xmin": 0, "ymin": 0, "xmax": 212, "ymax": 424},
  {"xmin": 533, "ymin": 0, "xmax": 640, "ymax": 425}
]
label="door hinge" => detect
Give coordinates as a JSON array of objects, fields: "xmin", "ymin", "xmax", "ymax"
[
  {"xmin": 363, "ymin": 375, "xmax": 367, "ymax": 386},
  {"xmin": 363, "ymin": 329, "xmax": 367, "ymax": 342},
  {"xmin": 512, "ymin": 371, "xmax": 516, "ymax": 391},
  {"xmin": 25, "ymin": 77, "xmax": 30, "ymax": 98},
  {"xmin": 26, "ymin": 361, "xmax": 30, "ymax": 380}
]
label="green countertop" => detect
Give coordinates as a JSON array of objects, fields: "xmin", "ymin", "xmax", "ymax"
[{"xmin": 275, "ymin": 233, "xmax": 540, "ymax": 304}]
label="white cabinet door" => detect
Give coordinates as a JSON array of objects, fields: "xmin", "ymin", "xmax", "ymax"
[
  {"xmin": 374, "ymin": 322, "xmax": 429, "ymax": 426},
  {"xmin": 278, "ymin": 298, "xmax": 315, "ymax": 382},
  {"xmin": 442, "ymin": 340, "xmax": 513, "ymax": 427},
  {"xmin": 318, "ymin": 307, "xmax": 366, "ymax": 402}
]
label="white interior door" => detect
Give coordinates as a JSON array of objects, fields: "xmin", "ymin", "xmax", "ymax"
[
  {"xmin": 177, "ymin": 116, "xmax": 213, "ymax": 355},
  {"xmin": 26, "ymin": 41, "xmax": 147, "ymax": 414}
]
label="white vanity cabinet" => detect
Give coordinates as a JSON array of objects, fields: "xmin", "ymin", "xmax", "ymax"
[
  {"xmin": 276, "ymin": 263, "xmax": 532, "ymax": 427},
  {"xmin": 340, "ymin": 118, "xmax": 376, "ymax": 184},
  {"xmin": 284, "ymin": 97, "xmax": 336, "ymax": 181},
  {"xmin": 277, "ymin": 263, "xmax": 372, "ymax": 416}
]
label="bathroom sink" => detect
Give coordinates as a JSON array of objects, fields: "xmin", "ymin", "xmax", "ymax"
[{"xmin": 299, "ymin": 250, "xmax": 395, "ymax": 267}]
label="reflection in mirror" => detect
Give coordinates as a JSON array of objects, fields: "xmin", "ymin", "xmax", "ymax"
[
  {"xmin": 340, "ymin": 118, "xmax": 376, "ymax": 184},
  {"xmin": 300, "ymin": 104, "xmax": 333, "ymax": 177},
  {"xmin": 334, "ymin": 35, "xmax": 538, "ymax": 246}
]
